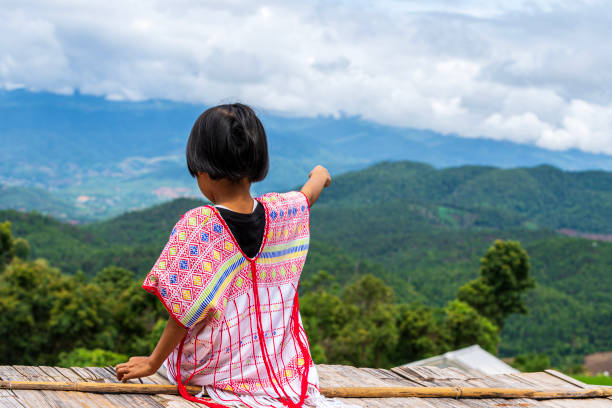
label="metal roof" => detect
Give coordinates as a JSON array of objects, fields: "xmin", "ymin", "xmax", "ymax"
[{"xmin": 399, "ymin": 344, "xmax": 520, "ymax": 377}]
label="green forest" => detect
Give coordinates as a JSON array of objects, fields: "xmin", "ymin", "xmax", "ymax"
[{"xmin": 1, "ymin": 161, "xmax": 611, "ymax": 372}]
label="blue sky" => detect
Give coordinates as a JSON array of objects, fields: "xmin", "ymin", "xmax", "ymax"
[{"xmin": 2, "ymin": 0, "xmax": 611, "ymax": 156}]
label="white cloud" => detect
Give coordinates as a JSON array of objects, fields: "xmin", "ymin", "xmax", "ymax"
[{"xmin": 1, "ymin": 0, "xmax": 612, "ymax": 154}]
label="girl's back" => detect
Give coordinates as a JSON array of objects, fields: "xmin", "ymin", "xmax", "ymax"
[{"xmin": 143, "ymin": 190, "xmax": 320, "ymax": 407}]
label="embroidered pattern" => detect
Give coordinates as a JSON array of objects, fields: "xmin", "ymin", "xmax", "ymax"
[{"xmin": 142, "ymin": 191, "xmax": 315, "ymax": 407}]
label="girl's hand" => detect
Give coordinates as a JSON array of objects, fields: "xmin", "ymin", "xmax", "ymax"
[
  {"xmin": 301, "ymin": 165, "xmax": 331, "ymax": 207},
  {"xmin": 115, "ymin": 356, "xmax": 158, "ymax": 382},
  {"xmin": 309, "ymin": 165, "xmax": 331, "ymax": 188}
]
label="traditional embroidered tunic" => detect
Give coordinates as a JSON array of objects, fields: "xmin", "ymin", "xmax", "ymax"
[{"xmin": 142, "ymin": 191, "xmax": 323, "ymax": 407}]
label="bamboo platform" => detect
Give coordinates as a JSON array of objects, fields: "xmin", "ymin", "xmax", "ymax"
[{"xmin": 0, "ymin": 364, "xmax": 611, "ymax": 407}]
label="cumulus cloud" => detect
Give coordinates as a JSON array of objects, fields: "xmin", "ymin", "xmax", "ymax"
[{"xmin": 1, "ymin": 0, "xmax": 611, "ymax": 154}]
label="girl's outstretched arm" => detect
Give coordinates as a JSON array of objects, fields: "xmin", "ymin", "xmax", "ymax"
[
  {"xmin": 115, "ymin": 316, "xmax": 188, "ymax": 382},
  {"xmin": 300, "ymin": 165, "xmax": 331, "ymax": 207}
]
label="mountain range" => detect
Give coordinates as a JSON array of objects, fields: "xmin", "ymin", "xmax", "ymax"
[{"xmin": 2, "ymin": 89, "xmax": 612, "ymax": 221}]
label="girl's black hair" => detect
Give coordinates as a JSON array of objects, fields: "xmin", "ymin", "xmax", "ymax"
[{"xmin": 186, "ymin": 103, "xmax": 269, "ymax": 182}]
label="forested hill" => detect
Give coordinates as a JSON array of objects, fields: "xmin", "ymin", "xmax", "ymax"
[
  {"xmin": 1, "ymin": 160, "xmax": 611, "ymax": 366},
  {"xmin": 316, "ymin": 161, "xmax": 612, "ymax": 234}
]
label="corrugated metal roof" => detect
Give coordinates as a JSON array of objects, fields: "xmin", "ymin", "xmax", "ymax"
[
  {"xmin": 1, "ymin": 363, "xmax": 611, "ymax": 407},
  {"xmin": 400, "ymin": 344, "xmax": 520, "ymax": 377}
]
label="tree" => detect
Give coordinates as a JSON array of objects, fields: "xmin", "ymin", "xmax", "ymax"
[
  {"xmin": 442, "ymin": 300, "xmax": 499, "ymax": 354},
  {"xmin": 458, "ymin": 240, "xmax": 534, "ymax": 330},
  {"xmin": 393, "ymin": 304, "xmax": 443, "ymax": 364},
  {"xmin": 14, "ymin": 237, "xmax": 30, "ymax": 260},
  {"xmin": 92, "ymin": 266, "xmax": 166, "ymax": 355},
  {"xmin": 0, "ymin": 221, "xmax": 15, "ymax": 272},
  {"xmin": 337, "ymin": 275, "xmax": 399, "ymax": 368},
  {"xmin": 0, "ymin": 257, "xmax": 105, "ymax": 364},
  {"xmin": 510, "ymin": 353, "xmax": 550, "ymax": 372}
]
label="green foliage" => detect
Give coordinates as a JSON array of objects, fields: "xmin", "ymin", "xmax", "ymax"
[
  {"xmin": 0, "ymin": 258, "xmax": 166, "ymax": 365},
  {"xmin": 58, "ymin": 348, "xmax": 128, "ymax": 368},
  {"xmin": 393, "ymin": 304, "xmax": 443, "ymax": 363},
  {"xmin": 14, "ymin": 237, "xmax": 30, "ymax": 260},
  {"xmin": 510, "ymin": 353, "xmax": 551, "ymax": 372},
  {"xmin": 458, "ymin": 240, "xmax": 534, "ymax": 329},
  {"xmin": 442, "ymin": 300, "xmax": 499, "ymax": 354},
  {"xmin": 0, "ymin": 221, "xmax": 15, "ymax": 272},
  {"xmin": 0, "ymin": 258, "xmax": 98, "ymax": 364},
  {"xmin": 338, "ymin": 275, "xmax": 399, "ymax": 368},
  {"xmin": 0, "ymin": 225, "xmax": 165, "ymax": 365},
  {"xmin": 301, "ymin": 273, "xmax": 501, "ymax": 368},
  {"xmin": 301, "ymin": 274, "xmax": 401, "ymax": 368}
]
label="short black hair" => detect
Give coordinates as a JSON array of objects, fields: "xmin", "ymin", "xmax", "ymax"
[{"xmin": 186, "ymin": 103, "xmax": 269, "ymax": 182}]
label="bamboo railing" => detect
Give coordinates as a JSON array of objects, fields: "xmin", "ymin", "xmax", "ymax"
[{"xmin": 1, "ymin": 380, "xmax": 611, "ymax": 399}]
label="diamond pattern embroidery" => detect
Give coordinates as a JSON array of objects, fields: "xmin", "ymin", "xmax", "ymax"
[{"xmin": 141, "ymin": 193, "xmax": 312, "ymax": 406}]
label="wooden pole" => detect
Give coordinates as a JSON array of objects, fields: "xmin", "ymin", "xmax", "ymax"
[
  {"xmin": 1, "ymin": 381, "xmax": 611, "ymax": 399},
  {"xmin": 0, "ymin": 380, "xmax": 203, "ymax": 395}
]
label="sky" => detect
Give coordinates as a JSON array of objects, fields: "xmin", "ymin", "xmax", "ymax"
[{"xmin": 2, "ymin": 0, "xmax": 612, "ymax": 156}]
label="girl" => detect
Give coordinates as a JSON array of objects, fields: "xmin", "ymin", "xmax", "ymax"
[{"xmin": 115, "ymin": 103, "xmax": 333, "ymax": 408}]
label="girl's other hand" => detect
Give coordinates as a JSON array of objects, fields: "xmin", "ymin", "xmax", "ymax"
[{"xmin": 115, "ymin": 356, "xmax": 157, "ymax": 382}]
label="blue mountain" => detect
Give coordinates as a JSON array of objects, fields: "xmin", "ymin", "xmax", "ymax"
[{"xmin": 2, "ymin": 89, "xmax": 611, "ymax": 220}]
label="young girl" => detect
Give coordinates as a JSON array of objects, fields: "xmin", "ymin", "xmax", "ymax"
[{"xmin": 115, "ymin": 103, "xmax": 333, "ymax": 408}]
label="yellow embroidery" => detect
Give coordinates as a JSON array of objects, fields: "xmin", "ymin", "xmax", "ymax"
[{"xmin": 182, "ymin": 289, "xmax": 192, "ymax": 300}]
